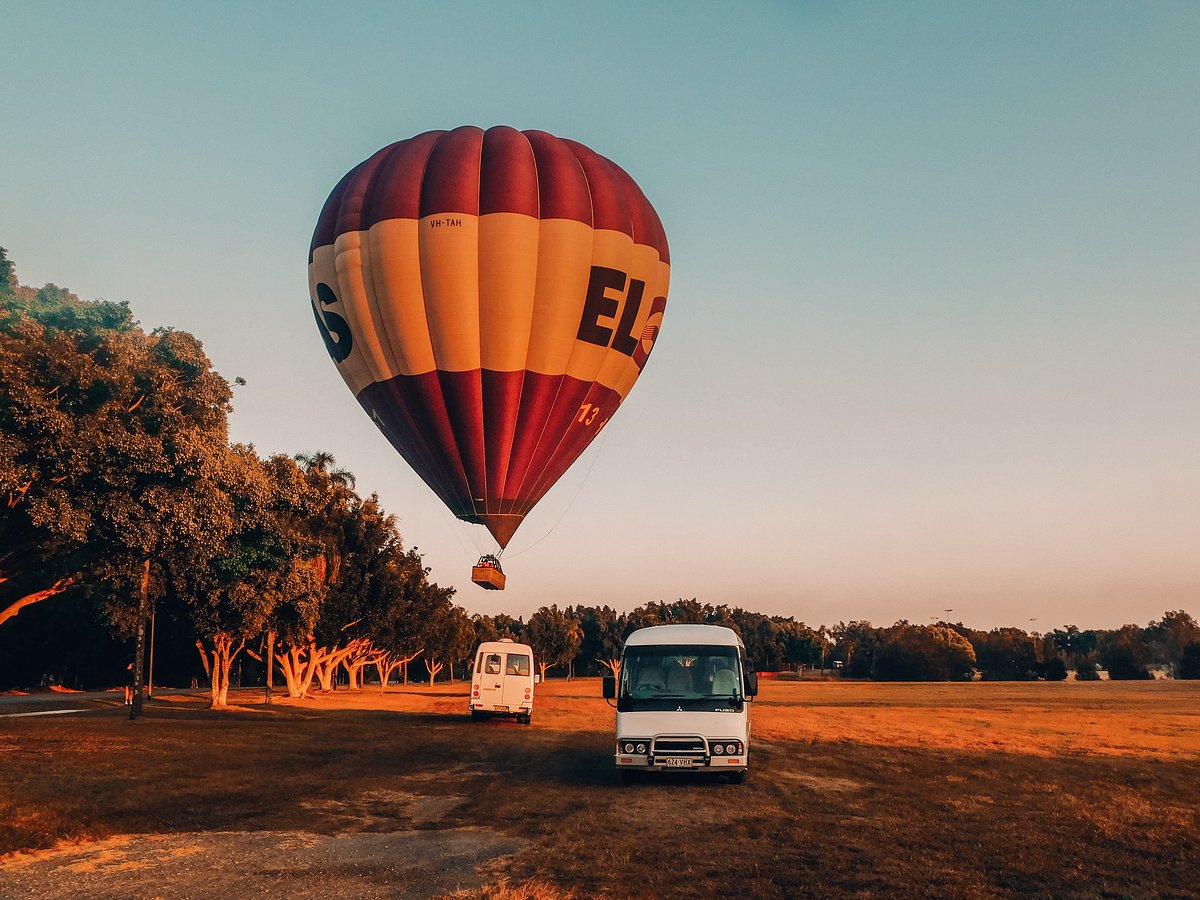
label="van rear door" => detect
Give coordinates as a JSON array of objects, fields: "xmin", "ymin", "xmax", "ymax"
[
  {"xmin": 478, "ymin": 651, "xmax": 505, "ymax": 710},
  {"xmin": 503, "ymin": 650, "xmax": 532, "ymax": 710}
]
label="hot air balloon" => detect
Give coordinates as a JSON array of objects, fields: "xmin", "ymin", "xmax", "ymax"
[{"xmin": 308, "ymin": 126, "xmax": 669, "ymax": 588}]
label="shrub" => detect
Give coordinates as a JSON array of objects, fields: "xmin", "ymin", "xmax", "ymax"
[
  {"xmin": 1039, "ymin": 657, "xmax": 1068, "ymax": 681},
  {"xmin": 1177, "ymin": 642, "xmax": 1200, "ymax": 680}
]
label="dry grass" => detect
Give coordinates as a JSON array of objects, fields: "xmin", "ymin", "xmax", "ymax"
[{"xmin": 1, "ymin": 678, "xmax": 1198, "ymax": 897}]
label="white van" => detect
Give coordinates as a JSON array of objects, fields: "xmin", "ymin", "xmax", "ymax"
[
  {"xmin": 603, "ymin": 624, "xmax": 758, "ymax": 783},
  {"xmin": 469, "ymin": 638, "xmax": 538, "ymax": 724}
]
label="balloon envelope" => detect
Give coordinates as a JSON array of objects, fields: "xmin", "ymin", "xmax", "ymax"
[{"xmin": 308, "ymin": 126, "xmax": 670, "ymax": 547}]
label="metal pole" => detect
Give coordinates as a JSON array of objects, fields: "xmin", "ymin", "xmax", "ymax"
[{"xmin": 147, "ymin": 604, "xmax": 156, "ymax": 698}]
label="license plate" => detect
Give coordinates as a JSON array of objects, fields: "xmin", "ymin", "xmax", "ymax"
[{"xmin": 661, "ymin": 757, "xmax": 694, "ymax": 768}]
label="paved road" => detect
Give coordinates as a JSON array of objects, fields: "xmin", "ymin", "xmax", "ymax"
[{"xmin": 0, "ymin": 687, "xmax": 201, "ymax": 716}]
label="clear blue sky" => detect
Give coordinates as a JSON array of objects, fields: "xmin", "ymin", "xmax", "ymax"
[{"xmin": 3, "ymin": 1, "xmax": 1197, "ymax": 629}]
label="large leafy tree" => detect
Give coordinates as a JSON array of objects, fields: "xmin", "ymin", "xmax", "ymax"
[
  {"xmin": 421, "ymin": 602, "xmax": 474, "ymax": 684},
  {"xmin": 1145, "ymin": 610, "xmax": 1200, "ymax": 674},
  {"xmin": 1099, "ymin": 624, "xmax": 1154, "ymax": 680},
  {"xmin": 875, "ymin": 624, "xmax": 977, "ymax": 682},
  {"xmin": 1, "ymin": 255, "xmax": 234, "ymax": 629},
  {"xmin": 173, "ymin": 448, "xmax": 329, "ymax": 708},
  {"xmin": 526, "ymin": 604, "xmax": 583, "ymax": 680},
  {"xmin": 968, "ymin": 627, "xmax": 1041, "ymax": 681},
  {"xmin": 571, "ymin": 604, "xmax": 626, "ymax": 677}
]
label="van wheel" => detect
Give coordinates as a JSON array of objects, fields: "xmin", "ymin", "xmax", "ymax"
[
  {"xmin": 518, "ymin": 714, "xmax": 531, "ymax": 725},
  {"xmin": 470, "ymin": 710, "xmax": 485, "ymax": 722},
  {"xmin": 729, "ymin": 770, "xmax": 747, "ymax": 785},
  {"xmin": 620, "ymin": 770, "xmax": 640, "ymax": 785}
]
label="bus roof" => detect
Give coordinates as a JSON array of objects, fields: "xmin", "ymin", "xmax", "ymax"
[
  {"xmin": 475, "ymin": 640, "xmax": 533, "ymax": 654},
  {"xmin": 623, "ymin": 624, "xmax": 743, "ymax": 649}
]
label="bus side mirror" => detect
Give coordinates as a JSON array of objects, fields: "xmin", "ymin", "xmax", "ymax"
[
  {"xmin": 535, "ymin": 674, "xmax": 541, "ymax": 685},
  {"xmin": 602, "ymin": 676, "xmax": 616, "ymax": 699},
  {"xmin": 745, "ymin": 672, "xmax": 759, "ymax": 698}
]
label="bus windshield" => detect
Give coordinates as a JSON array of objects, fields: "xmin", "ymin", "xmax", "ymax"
[{"xmin": 618, "ymin": 644, "xmax": 744, "ymax": 712}]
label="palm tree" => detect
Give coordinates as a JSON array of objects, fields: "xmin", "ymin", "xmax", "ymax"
[{"xmin": 294, "ymin": 451, "xmax": 356, "ymax": 490}]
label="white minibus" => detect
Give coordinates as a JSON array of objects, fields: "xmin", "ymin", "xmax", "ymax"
[
  {"xmin": 603, "ymin": 624, "xmax": 758, "ymax": 783},
  {"xmin": 469, "ymin": 638, "xmax": 538, "ymax": 724}
]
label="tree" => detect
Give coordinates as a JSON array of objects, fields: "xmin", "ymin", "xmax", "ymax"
[
  {"xmin": 526, "ymin": 605, "xmax": 582, "ymax": 680},
  {"xmin": 778, "ymin": 619, "xmax": 821, "ymax": 673},
  {"xmin": 2, "ymin": 269, "xmax": 234, "ymax": 636},
  {"xmin": 571, "ymin": 605, "xmax": 625, "ymax": 677},
  {"xmin": 1099, "ymin": 625, "xmax": 1154, "ymax": 680},
  {"xmin": 875, "ymin": 625, "xmax": 976, "ymax": 682},
  {"xmin": 173, "ymin": 447, "xmax": 322, "ymax": 708},
  {"xmin": 1177, "ymin": 643, "xmax": 1200, "ymax": 680},
  {"xmin": 1146, "ymin": 611, "xmax": 1200, "ymax": 674},
  {"xmin": 969, "ymin": 628, "xmax": 1040, "ymax": 681},
  {"xmin": 422, "ymin": 604, "xmax": 474, "ymax": 684},
  {"xmin": 832, "ymin": 621, "xmax": 883, "ymax": 678}
]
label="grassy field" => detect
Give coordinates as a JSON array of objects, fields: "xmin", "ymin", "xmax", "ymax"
[{"xmin": 1, "ymin": 678, "xmax": 1198, "ymax": 897}]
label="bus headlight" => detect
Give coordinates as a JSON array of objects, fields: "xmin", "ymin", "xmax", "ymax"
[{"xmin": 713, "ymin": 744, "xmax": 724, "ymax": 754}]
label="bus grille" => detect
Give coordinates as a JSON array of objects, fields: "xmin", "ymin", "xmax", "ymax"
[{"xmin": 651, "ymin": 736, "xmax": 706, "ymax": 759}]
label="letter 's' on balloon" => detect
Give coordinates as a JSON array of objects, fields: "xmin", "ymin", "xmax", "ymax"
[{"xmin": 308, "ymin": 126, "xmax": 670, "ymax": 548}]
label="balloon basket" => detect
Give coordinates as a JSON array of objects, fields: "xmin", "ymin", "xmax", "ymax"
[{"xmin": 472, "ymin": 565, "xmax": 506, "ymax": 590}]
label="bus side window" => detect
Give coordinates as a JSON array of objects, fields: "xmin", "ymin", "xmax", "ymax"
[{"xmin": 485, "ymin": 654, "xmax": 502, "ymax": 675}]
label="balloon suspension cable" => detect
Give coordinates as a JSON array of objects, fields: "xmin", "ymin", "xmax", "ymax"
[{"xmin": 502, "ymin": 429, "xmax": 609, "ymax": 561}]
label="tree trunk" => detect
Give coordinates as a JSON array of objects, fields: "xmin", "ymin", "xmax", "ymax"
[
  {"xmin": 373, "ymin": 656, "xmax": 389, "ymax": 692},
  {"xmin": 131, "ymin": 559, "xmax": 150, "ymax": 719},
  {"xmin": 424, "ymin": 657, "xmax": 443, "ymax": 685},
  {"xmin": 199, "ymin": 633, "xmax": 246, "ymax": 709},
  {"xmin": 277, "ymin": 641, "xmax": 321, "ymax": 698},
  {"xmin": 345, "ymin": 660, "xmax": 368, "ymax": 690},
  {"xmin": 315, "ymin": 653, "xmax": 337, "ymax": 692}
]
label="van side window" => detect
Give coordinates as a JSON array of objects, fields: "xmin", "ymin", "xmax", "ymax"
[
  {"xmin": 506, "ymin": 654, "xmax": 531, "ymax": 676},
  {"xmin": 485, "ymin": 654, "xmax": 502, "ymax": 675}
]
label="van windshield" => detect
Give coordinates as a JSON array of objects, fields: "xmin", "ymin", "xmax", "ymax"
[{"xmin": 618, "ymin": 644, "xmax": 743, "ymax": 712}]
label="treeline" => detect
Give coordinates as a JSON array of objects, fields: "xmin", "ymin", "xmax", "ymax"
[
  {"xmin": 1, "ymin": 250, "xmax": 464, "ymax": 706},
  {"xmin": 826, "ymin": 613, "xmax": 1200, "ymax": 682},
  {"xmin": 3, "ymin": 251, "xmax": 1197, "ymax": 701},
  {"xmin": 489, "ymin": 602, "xmax": 1199, "ymax": 683}
]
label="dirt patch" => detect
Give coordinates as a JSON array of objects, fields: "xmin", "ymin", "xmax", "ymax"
[
  {"xmin": 0, "ymin": 828, "xmax": 525, "ymax": 899},
  {"xmin": 775, "ymin": 770, "xmax": 865, "ymax": 794},
  {"xmin": 303, "ymin": 789, "xmax": 467, "ymax": 828}
]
